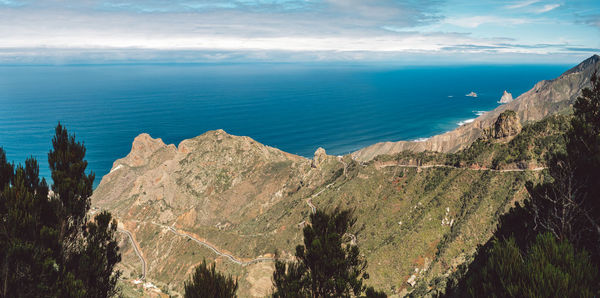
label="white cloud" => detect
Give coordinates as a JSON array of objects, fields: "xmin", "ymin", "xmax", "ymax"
[
  {"xmin": 504, "ymin": 0, "xmax": 540, "ymax": 9},
  {"xmin": 533, "ymin": 4, "xmax": 560, "ymax": 13},
  {"xmin": 0, "ymin": 0, "xmax": 595, "ymax": 63},
  {"xmin": 444, "ymin": 16, "xmax": 531, "ymax": 28}
]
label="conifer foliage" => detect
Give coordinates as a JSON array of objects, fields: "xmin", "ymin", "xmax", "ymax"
[
  {"xmin": 272, "ymin": 208, "xmax": 386, "ymax": 298},
  {"xmin": 465, "ymin": 233, "xmax": 598, "ymax": 297},
  {"xmin": 0, "ymin": 123, "xmax": 121, "ymax": 297},
  {"xmin": 444, "ymin": 71, "xmax": 600, "ymax": 297},
  {"xmin": 184, "ymin": 259, "xmax": 238, "ymax": 298}
]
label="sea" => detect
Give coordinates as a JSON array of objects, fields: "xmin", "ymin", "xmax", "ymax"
[{"xmin": 0, "ymin": 63, "xmax": 570, "ymax": 186}]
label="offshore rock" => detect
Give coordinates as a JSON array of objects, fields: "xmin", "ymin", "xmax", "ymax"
[{"xmin": 499, "ymin": 90, "xmax": 513, "ymax": 103}]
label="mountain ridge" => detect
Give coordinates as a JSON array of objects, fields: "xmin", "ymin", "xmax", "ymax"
[{"xmin": 351, "ymin": 54, "xmax": 600, "ymax": 161}]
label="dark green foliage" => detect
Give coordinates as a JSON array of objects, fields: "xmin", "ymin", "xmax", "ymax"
[
  {"xmin": 75, "ymin": 211, "xmax": 122, "ymax": 298},
  {"xmin": 273, "ymin": 259, "xmax": 309, "ymax": 297},
  {"xmin": 526, "ymin": 72, "xmax": 600, "ymax": 260},
  {"xmin": 565, "ymin": 71, "xmax": 600, "ymax": 257},
  {"xmin": 272, "ymin": 208, "xmax": 386, "ymax": 298},
  {"xmin": 444, "ymin": 71, "xmax": 600, "ymax": 297},
  {"xmin": 465, "ymin": 233, "xmax": 599, "ymax": 298},
  {"xmin": 48, "ymin": 123, "xmax": 95, "ymax": 241},
  {"xmin": 0, "ymin": 123, "xmax": 121, "ymax": 297},
  {"xmin": 364, "ymin": 286, "xmax": 387, "ymax": 298},
  {"xmin": 444, "ymin": 114, "xmax": 569, "ymax": 169},
  {"xmin": 184, "ymin": 259, "xmax": 238, "ymax": 298},
  {"xmin": 0, "ymin": 148, "xmax": 14, "ymax": 190},
  {"xmin": 0, "ymin": 159, "xmax": 57, "ymax": 297}
]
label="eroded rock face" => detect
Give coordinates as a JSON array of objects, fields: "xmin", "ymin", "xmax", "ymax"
[
  {"xmin": 487, "ymin": 110, "xmax": 522, "ymax": 139},
  {"xmin": 311, "ymin": 147, "xmax": 327, "ymax": 168},
  {"xmin": 120, "ymin": 133, "xmax": 173, "ymax": 167},
  {"xmin": 94, "ymin": 129, "xmax": 311, "ymax": 225}
]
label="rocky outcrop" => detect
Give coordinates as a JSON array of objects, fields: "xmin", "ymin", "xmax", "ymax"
[
  {"xmin": 92, "ymin": 130, "xmax": 335, "ymax": 297},
  {"xmin": 352, "ymin": 54, "xmax": 600, "ymax": 161},
  {"xmin": 94, "ymin": 129, "xmax": 310, "ymax": 223},
  {"xmin": 499, "ymin": 90, "xmax": 513, "ymax": 103},
  {"xmin": 485, "ymin": 110, "xmax": 522, "ymax": 139},
  {"xmin": 311, "ymin": 147, "xmax": 327, "ymax": 168}
]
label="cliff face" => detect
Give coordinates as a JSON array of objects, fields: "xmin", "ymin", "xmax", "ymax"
[
  {"xmin": 485, "ymin": 110, "xmax": 522, "ymax": 139},
  {"xmin": 352, "ymin": 55, "xmax": 600, "ymax": 161}
]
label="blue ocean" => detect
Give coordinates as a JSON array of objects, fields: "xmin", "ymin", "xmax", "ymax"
[{"xmin": 0, "ymin": 63, "xmax": 569, "ymax": 186}]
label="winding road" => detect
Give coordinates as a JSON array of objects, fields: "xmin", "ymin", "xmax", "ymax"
[
  {"xmin": 162, "ymin": 224, "xmax": 274, "ymax": 266},
  {"xmin": 117, "ymin": 227, "xmax": 147, "ymax": 280},
  {"xmin": 375, "ymin": 162, "xmax": 547, "ymax": 172},
  {"xmin": 306, "ymin": 182, "xmax": 335, "ymax": 214}
]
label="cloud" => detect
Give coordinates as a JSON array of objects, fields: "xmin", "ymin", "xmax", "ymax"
[
  {"xmin": 0, "ymin": 0, "xmax": 597, "ymax": 64},
  {"xmin": 533, "ymin": 4, "xmax": 560, "ymax": 13},
  {"xmin": 0, "ymin": 0, "xmax": 24, "ymax": 7},
  {"xmin": 98, "ymin": 0, "xmax": 315, "ymax": 13},
  {"xmin": 444, "ymin": 16, "xmax": 531, "ymax": 28},
  {"xmin": 504, "ymin": 0, "xmax": 540, "ymax": 9},
  {"xmin": 564, "ymin": 47, "xmax": 600, "ymax": 52},
  {"xmin": 582, "ymin": 14, "xmax": 600, "ymax": 27}
]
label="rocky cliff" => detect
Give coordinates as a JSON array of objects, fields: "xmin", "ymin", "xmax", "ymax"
[
  {"xmin": 485, "ymin": 110, "xmax": 522, "ymax": 139},
  {"xmin": 352, "ymin": 55, "xmax": 600, "ymax": 161}
]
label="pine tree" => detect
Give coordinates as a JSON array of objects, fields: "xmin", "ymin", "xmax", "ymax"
[
  {"xmin": 48, "ymin": 122, "xmax": 95, "ymax": 243},
  {"xmin": 465, "ymin": 233, "xmax": 599, "ymax": 297},
  {"xmin": 0, "ymin": 148, "xmax": 13, "ymax": 190},
  {"xmin": 272, "ymin": 208, "xmax": 386, "ymax": 298},
  {"xmin": 0, "ymin": 123, "xmax": 121, "ymax": 297},
  {"xmin": 526, "ymin": 71, "xmax": 600, "ymax": 260},
  {"xmin": 184, "ymin": 259, "xmax": 238, "ymax": 298}
]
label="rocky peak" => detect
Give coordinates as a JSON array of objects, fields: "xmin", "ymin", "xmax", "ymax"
[
  {"xmin": 564, "ymin": 54, "xmax": 600, "ymax": 76},
  {"xmin": 486, "ymin": 110, "xmax": 522, "ymax": 139},
  {"xmin": 120, "ymin": 133, "xmax": 172, "ymax": 167},
  {"xmin": 311, "ymin": 147, "xmax": 327, "ymax": 168},
  {"xmin": 499, "ymin": 90, "xmax": 513, "ymax": 103}
]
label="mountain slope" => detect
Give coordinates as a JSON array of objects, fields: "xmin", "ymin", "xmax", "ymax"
[
  {"xmin": 92, "ymin": 56, "xmax": 597, "ymax": 297},
  {"xmin": 93, "ymin": 116, "xmax": 568, "ymax": 297},
  {"xmin": 352, "ymin": 55, "xmax": 599, "ymax": 161}
]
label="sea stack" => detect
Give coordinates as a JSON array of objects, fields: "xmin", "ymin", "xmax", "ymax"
[{"xmin": 499, "ymin": 90, "xmax": 513, "ymax": 103}]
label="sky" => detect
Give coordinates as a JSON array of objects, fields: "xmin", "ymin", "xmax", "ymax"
[{"xmin": 0, "ymin": 0, "xmax": 599, "ymax": 64}]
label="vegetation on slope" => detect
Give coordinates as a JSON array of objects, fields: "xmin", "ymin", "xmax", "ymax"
[{"xmin": 442, "ymin": 72, "xmax": 600, "ymax": 297}]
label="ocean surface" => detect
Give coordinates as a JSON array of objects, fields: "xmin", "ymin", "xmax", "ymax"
[{"xmin": 0, "ymin": 63, "xmax": 569, "ymax": 186}]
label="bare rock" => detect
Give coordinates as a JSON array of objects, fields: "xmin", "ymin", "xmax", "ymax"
[
  {"xmin": 121, "ymin": 133, "xmax": 171, "ymax": 167},
  {"xmin": 499, "ymin": 90, "xmax": 513, "ymax": 103},
  {"xmin": 487, "ymin": 110, "xmax": 522, "ymax": 139},
  {"xmin": 311, "ymin": 147, "xmax": 327, "ymax": 168}
]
